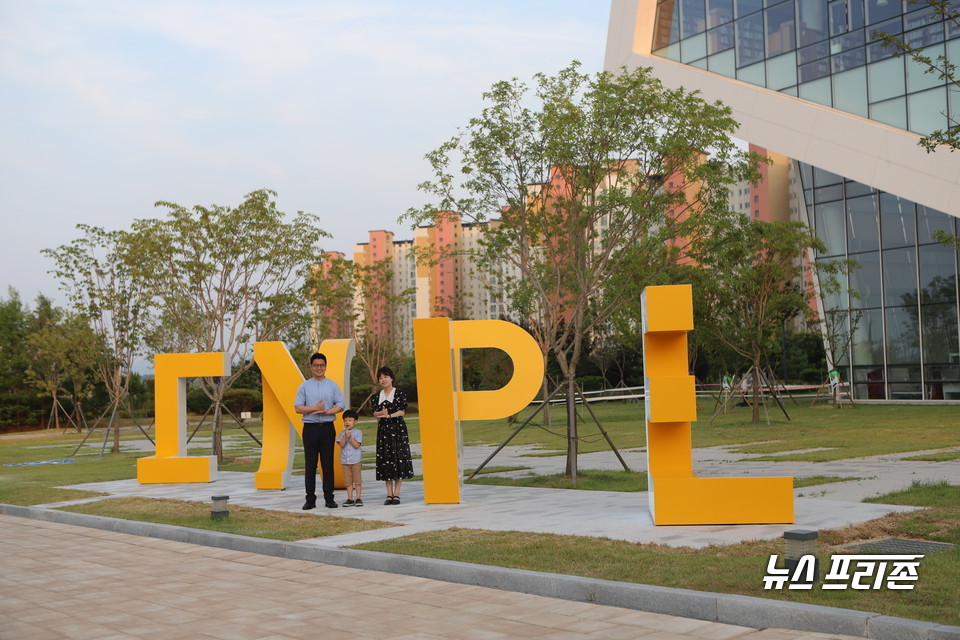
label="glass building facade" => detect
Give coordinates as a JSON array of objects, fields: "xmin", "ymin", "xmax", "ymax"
[{"xmin": 654, "ymin": 0, "xmax": 960, "ymax": 399}]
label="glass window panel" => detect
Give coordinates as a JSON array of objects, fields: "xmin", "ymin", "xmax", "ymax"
[
  {"xmin": 736, "ymin": 0, "xmax": 764, "ymax": 17},
  {"xmin": 886, "ymin": 306, "xmax": 921, "ymax": 365},
  {"xmin": 884, "ymin": 246, "xmax": 919, "ymax": 306},
  {"xmin": 736, "ymin": 13, "xmax": 766, "ymax": 65},
  {"xmin": 869, "ymin": 17, "xmax": 902, "ymax": 42},
  {"xmin": 921, "ymin": 305, "xmax": 960, "ymax": 364},
  {"xmin": 681, "ymin": 0, "xmax": 708, "ymax": 37},
  {"xmin": 799, "ymin": 40, "xmax": 830, "ymax": 62},
  {"xmin": 879, "ymin": 192, "xmax": 916, "ymax": 248},
  {"xmin": 852, "ymin": 308, "xmax": 885, "ymax": 366},
  {"xmin": 831, "ymin": 28, "xmax": 866, "ymax": 52},
  {"xmin": 708, "ymin": 23, "xmax": 736, "ymax": 52},
  {"xmin": 832, "ymin": 47, "xmax": 867, "ymax": 72},
  {"xmin": 926, "ymin": 362, "xmax": 960, "ymax": 400},
  {"xmin": 798, "ymin": 162, "xmax": 813, "ymax": 189},
  {"xmin": 800, "ymin": 59, "xmax": 832, "ymax": 81},
  {"xmin": 813, "ymin": 166, "xmax": 843, "ymax": 186},
  {"xmin": 815, "ymin": 184, "xmax": 844, "ymax": 202},
  {"xmin": 870, "ymin": 96, "xmax": 908, "ymax": 128},
  {"xmin": 917, "ymin": 204, "xmax": 955, "ymax": 243},
  {"xmin": 766, "ymin": 0, "xmax": 797, "ymax": 55},
  {"xmin": 906, "ymin": 44, "xmax": 945, "ymax": 92},
  {"xmin": 851, "ymin": 250, "xmax": 883, "ymax": 307},
  {"xmin": 830, "ymin": 0, "xmax": 850, "ymax": 36},
  {"xmin": 767, "ymin": 52, "xmax": 799, "ymax": 88},
  {"xmin": 682, "ymin": 33, "xmax": 708, "ymax": 61},
  {"xmin": 919, "ymin": 244, "xmax": 958, "ymax": 303},
  {"xmin": 737, "ymin": 59, "xmax": 767, "ymax": 84},
  {"xmin": 889, "ymin": 381, "xmax": 923, "ymax": 399},
  {"xmin": 908, "ymin": 86, "xmax": 948, "ymax": 135},
  {"xmin": 815, "ymin": 200, "xmax": 847, "ymax": 256},
  {"xmin": 904, "ymin": 4, "xmax": 939, "ymax": 30},
  {"xmin": 690, "ymin": 58, "xmax": 710, "ymax": 69},
  {"xmin": 845, "ymin": 180, "xmax": 875, "ymax": 198},
  {"xmin": 867, "ymin": 40, "xmax": 897, "ymax": 61},
  {"xmin": 799, "ymin": 75, "xmax": 833, "ymax": 104},
  {"xmin": 867, "ymin": 57, "xmax": 905, "ymax": 102},
  {"xmin": 655, "ymin": 1, "xmax": 682, "ymax": 48},
  {"xmin": 866, "ymin": 0, "xmax": 903, "ymax": 25},
  {"xmin": 798, "ymin": 0, "xmax": 829, "ymax": 45},
  {"xmin": 905, "ymin": 23, "xmax": 945, "ymax": 48},
  {"xmin": 708, "ymin": 48, "xmax": 737, "ymax": 75},
  {"xmin": 848, "ymin": 0, "xmax": 866, "ymax": 30},
  {"xmin": 847, "ymin": 194, "xmax": 879, "ymax": 252},
  {"xmin": 887, "ymin": 365, "xmax": 920, "ymax": 382},
  {"xmin": 833, "ymin": 66, "xmax": 869, "ymax": 117},
  {"xmin": 707, "ymin": 0, "xmax": 734, "ymax": 27}
]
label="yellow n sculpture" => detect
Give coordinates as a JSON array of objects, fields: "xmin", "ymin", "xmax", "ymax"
[{"xmin": 642, "ymin": 285, "xmax": 794, "ymax": 524}]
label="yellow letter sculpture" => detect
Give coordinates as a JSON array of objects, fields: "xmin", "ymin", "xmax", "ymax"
[
  {"xmin": 137, "ymin": 352, "xmax": 229, "ymax": 483},
  {"xmin": 138, "ymin": 340, "xmax": 354, "ymax": 489},
  {"xmin": 414, "ymin": 318, "xmax": 544, "ymax": 504},
  {"xmin": 253, "ymin": 339, "xmax": 355, "ymax": 490},
  {"xmin": 642, "ymin": 285, "xmax": 793, "ymax": 524}
]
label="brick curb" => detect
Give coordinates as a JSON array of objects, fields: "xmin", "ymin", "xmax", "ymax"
[{"xmin": 3, "ymin": 504, "xmax": 957, "ymax": 640}]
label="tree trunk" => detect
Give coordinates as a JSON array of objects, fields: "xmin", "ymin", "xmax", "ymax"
[
  {"xmin": 564, "ymin": 376, "xmax": 578, "ymax": 484},
  {"xmin": 111, "ymin": 404, "xmax": 120, "ymax": 453},
  {"xmin": 541, "ymin": 377, "xmax": 551, "ymax": 429},
  {"xmin": 751, "ymin": 366, "xmax": 761, "ymax": 423},
  {"xmin": 213, "ymin": 399, "xmax": 224, "ymax": 463}
]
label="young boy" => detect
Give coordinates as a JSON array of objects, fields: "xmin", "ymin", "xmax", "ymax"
[{"xmin": 335, "ymin": 409, "xmax": 363, "ymax": 506}]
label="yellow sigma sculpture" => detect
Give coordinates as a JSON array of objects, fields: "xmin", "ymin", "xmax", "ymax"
[{"xmin": 642, "ymin": 285, "xmax": 794, "ymax": 525}]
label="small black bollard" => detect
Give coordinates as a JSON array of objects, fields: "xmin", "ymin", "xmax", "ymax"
[{"xmin": 211, "ymin": 495, "xmax": 230, "ymax": 521}]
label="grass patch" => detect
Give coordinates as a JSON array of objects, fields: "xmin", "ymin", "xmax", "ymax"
[
  {"xmin": 460, "ymin": 400, "xmax": 960, "ymax": 463},
  {"xmin": 793, "ymin": 476, "xmax": 862, "ymax": 488},
  {"xmin": 59, "ymin": 497, "xmax": 397, "ymax": 541},
  {"xmin": 467, "ymin": 469, "xmax": 647, "ymax": 492},
  {"xmin": 355, "ymin": 481, "xmax": 960, "ymax": 625}
]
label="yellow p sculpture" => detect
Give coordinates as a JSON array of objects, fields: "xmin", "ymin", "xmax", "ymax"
[
  {"xmin": 642, "ymin": 285, "xmax": 794, "ymax": 524},
  {"xmin": 414, "ymin": 318, "xmax": 544, "ymax": 504},
  {"xmin": 138, "ymin": 351, "xmax": 230, "ymax": 483}
]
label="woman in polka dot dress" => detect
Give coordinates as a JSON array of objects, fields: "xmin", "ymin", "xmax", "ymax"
[{"xmin": 372, "ymin": 366, "xmax": 414, "ymax": 504}]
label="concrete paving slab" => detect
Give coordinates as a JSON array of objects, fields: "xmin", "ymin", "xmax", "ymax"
[{"xmin": 60, "ymin": 470, "xmax": 919, "ymax": 548}]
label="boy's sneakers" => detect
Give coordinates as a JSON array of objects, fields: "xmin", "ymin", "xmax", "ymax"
[
  {"xmin": 342, "ymin": 499, "xmax": 355, "ymax": 507},
  {"xmin": 354, "ymin": 498, "xmax": 364, "ymax": 507}
]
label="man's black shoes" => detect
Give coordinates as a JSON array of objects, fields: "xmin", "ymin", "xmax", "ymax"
[
  {"xmin": 324, "ymin": 501, "xmax": 338, "ymax": 509},
  {"xmin": 302, "ymin": 500, "xmax": 316, "ymax": 510}
]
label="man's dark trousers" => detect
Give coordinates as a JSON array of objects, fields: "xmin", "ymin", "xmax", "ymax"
[{"xmin": 302, "ymin": 422, "xmax": 336, "ymax": 504}]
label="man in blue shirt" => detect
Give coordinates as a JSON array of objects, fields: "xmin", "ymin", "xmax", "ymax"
[{"xmin": 294, "ymin": 352, "xmax": 345, "ymax": 509}]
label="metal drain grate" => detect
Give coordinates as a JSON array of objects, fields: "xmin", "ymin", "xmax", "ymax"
[{"xmin": 834, "ymin": 538, "xmax": 956, "ymax": 555}]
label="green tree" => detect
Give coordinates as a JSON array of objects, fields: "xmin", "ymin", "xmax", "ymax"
[
  {"xmin": 129, "ymin": 189, "xmax": 329, "ymax": 462},
  {"xmin": 695, "ymin": 220, "xmax": 825, "ymax": 422},
  {"xmin": 25, "ymin": 311, "xmax": 103, "ymax": 431},
  {"xmin": 43, "ymin": 225, "xmax": 152, "ymax": 450},
  {"xmin": 406, "ymin": 62, "xmax": 758, "ymax": 476}
]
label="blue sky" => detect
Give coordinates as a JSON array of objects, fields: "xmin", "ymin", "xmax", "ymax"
[{"xmin": 0, "ymin": 1, "xmax": 610, "ymax": 307}]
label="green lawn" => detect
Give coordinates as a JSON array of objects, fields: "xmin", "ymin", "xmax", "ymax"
[{"xmin": 354, "ymin": 482, "xmax": 960, "ymax": 626}]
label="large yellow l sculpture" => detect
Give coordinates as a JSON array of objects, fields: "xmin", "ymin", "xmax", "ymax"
[{"xmin": 642, "ymin": 285, "xmax": 794, "ymax": 524}]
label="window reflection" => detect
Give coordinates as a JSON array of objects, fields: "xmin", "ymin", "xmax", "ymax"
[
  {"xmin": 883, "ymin": 246, "xmax": 919, "ymax": 306},
  {"xmin": 886, "ymin": 306, "xmax": 921, "ymax": 365}
]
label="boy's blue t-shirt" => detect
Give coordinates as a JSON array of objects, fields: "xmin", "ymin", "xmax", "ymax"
[{"xmin": 336, "ymin": 428, "xmax": 363, "ymax": 464}]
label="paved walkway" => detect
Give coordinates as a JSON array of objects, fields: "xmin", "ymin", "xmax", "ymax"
[
  {"xmin": 51, "ymin": 443, "xmax": 960, "ymax": 549},
  {"xmin": 0, "ymin": 514, "xmax": 864, "ymax": 640}
]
